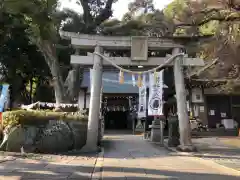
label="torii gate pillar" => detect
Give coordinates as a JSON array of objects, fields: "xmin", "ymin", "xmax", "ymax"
[
  {"xmin": 173, "ymin": 48, "xmax": 195, "ymax": 151},
  {"xmin": 81, "ymin": 46, "xmax": 103, "ymax": 152}
]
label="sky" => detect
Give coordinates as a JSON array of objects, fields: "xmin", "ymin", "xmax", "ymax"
[{"xmin": 60, "ymin": 0, "xmax": 174, "ymax": 20}]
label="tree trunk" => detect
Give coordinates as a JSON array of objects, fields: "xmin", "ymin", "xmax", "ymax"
[
  {"xmin": 47, "ymin": 56, "xmax": 66, "ymax": 106},
  {"xmin": 29, "ymin": 77, "xmax": 33, "ymax": 104},
  {"xmin": 37, "ymin": 40, "xmax": 83, "ymax": 106},
  {"xmin": 9, "ymin": 85, "xmax": 14, "ymax": 110},
  {"xmin": 65, "ymin": 65, "xmax": 84, "ymax": 103},
  {"xmin": 37, "ymin": 40, "xmax": 65, "ymax": 106}
]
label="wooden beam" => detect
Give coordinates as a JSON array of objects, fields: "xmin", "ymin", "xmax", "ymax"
[
  {"xmin": 60, "ymin": 31, "xmax": 183, "ymax": 50},
  {"xmin": 71, "ymin": 55, "xmax": 205, "ymax": 66}
]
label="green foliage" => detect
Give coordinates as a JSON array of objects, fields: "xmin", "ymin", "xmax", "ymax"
[
  {"xmin": 163, "ymin": 0, "xmax": 188, "ymax": 21},
  {"xmin": 199, "ymin": 21, "xmax": 219, "ymax": 36},
  {"xmin": 101, "ymin": 10, "xmax": 174, "ymax": 37},
  {"xmin": 2, "ymin": 0, "xmax": 118, "ymax": 104},
  {"xmin": 3, "ymin": 0, "xmax": 59, "ymax": 42},
  {"xmin": 128, "ymin": 0, "xmax": 155, "ymax": 16},
  {"xmin": 0, "ymin": 11, "xmax": 52, "ymax": 104},
  {"xmin": 2, "ymin": 110, "xmax": 88, "ymax": 128},
  {"xmin": 164, "ymin": 0, "xmax": 240, "ymax": 92}
]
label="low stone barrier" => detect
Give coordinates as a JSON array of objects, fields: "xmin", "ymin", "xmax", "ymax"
[{"xmin": 0, "ymin": 110, "xmax": 88, "ymax": 153}]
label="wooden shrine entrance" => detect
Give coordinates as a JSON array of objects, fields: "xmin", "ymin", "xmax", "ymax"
[
  {"xmin": 60, "ymin": 31, "xmax": 205, "ymax": 152},
  {"xmin": 103, "ymin": 95, "xmax": 132, "ymax": 130},
  {"xmin": 103, "ymin": 95, "xmax": 138, "ymax": 130}
]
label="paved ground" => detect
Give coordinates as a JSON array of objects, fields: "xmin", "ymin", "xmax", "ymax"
[
  {"xmin": 0, "ymin": 152, "xmax": 98, "ymax": 180},
  {"xmin": 102, "ymin": 131, "xmax": 240, "ymax": 180},
  {"xmin": 1, "ymin": 133, "xmax": 240, "ymax": 180},
  {"xmin": 190, "ymin": 137, "xmax": 240, "ymax": 171}
]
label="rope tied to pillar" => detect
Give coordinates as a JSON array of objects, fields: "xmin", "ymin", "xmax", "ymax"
[{"xmin": 93, "ymin": 52, "xmax": 185, "ymax": 75}]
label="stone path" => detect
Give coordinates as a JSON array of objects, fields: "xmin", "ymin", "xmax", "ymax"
[
  {"xmin": 0, "ymin": 152, "xmax": 98, "ymax": 180},
  {"xmin": 102, "ymin": 133, "xmax": 240, "ymax": 180},
  {"xmin": 190, "ymin": 137, "xmax": 240, "ymax": 171}
]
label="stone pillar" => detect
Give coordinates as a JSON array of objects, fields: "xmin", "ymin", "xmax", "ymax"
[
  {"xmin": 172, "ymin": 48, "xmax": 196, "ymax": 152},
  {"xmin": 150, "ymin": 116, "xmax": 160, "ymax": 142},
  {"xmin": 81, "ymin": 46, "xmax": 103, "ymax": 152},
  {"xmin": 168, "ymin": 115, "xmax": 180, "ymax": 147},
  {"xmin": 150, "ymin": 116, "xmax": 165, "ymax": 144}
]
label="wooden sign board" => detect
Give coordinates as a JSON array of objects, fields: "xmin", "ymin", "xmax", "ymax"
[{"xmin": 131, "ymin": 36, "xmax": 148, "ymax": 61}]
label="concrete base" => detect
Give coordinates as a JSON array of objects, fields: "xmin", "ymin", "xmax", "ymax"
[
  {"xmin": 80, "ymin": 145, "xmax": 101, "ymax": 153},
  {"xmin": 168, "ymin": 137, "xmax": 180, "ymax": 147},
  {"xmin": 150, "ymin": 127, "xmax": 161, "ymax": 142},
  {"xmin": 176, "ymin": 145, "xmax": 197, "ymax": 152},
  {"xmin": 150, "ymin": 117, "xmax": 165, "ymax": 143}
]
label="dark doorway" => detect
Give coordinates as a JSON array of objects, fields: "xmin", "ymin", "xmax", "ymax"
[
  {"xmin": 105, "ymin": 111, "xmax": 128, "ymax": 129},
  {"xmin": 103, "ymin": 95, "xmax": 135, "ymax": 130},
  {"xmin": 206, "ymin": 95, "xmax": 231, "ymax": 128}
]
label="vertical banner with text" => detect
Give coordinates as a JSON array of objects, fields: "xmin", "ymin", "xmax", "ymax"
[
  {"xmin": 148, "ymin": 71, "xmax": 164, "ymax": 116},
  {"xmin": 138, "ymin": 75, "xmax": 147, "ymax": 118}
]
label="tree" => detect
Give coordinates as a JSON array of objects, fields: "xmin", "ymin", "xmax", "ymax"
[
  {"xmin": 101, "ymin": 3, "xmax": 174, "ymax": 37},
  {"xmin": 0, "ymin": 11, "xmax": 52, "ymax": 107},
  {"xmin": 127, "ymin": 0, "xmax": 155, "ymax": 18},
  {"xmin": 2, "ymin": 0, "xmax": 117, "ymax": 106},
  {"xmin": 164, "ymin": 0, "xmax": 240, "ymax": 92}
]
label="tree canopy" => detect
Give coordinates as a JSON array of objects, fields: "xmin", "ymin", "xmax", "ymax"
[
  {"xmin": 164, "ymin": 0, "xmax": 240, "ymax": 92},
  {"xmin": 1, "ymin": 0, "xmax": 118, "ymax": 106},
  {"xmin": 1, "ymin": 0, "xmax": 240, "ymax": 107}
]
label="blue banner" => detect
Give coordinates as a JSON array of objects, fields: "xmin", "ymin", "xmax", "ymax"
[{"xmin": 0, "ymin": 84, "xmax": 9, "ymax": 112}]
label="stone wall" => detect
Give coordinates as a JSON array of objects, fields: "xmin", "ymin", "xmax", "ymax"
[{"xmin": 0, "ymin": 120, "xmax": 87, "ymax": 153}]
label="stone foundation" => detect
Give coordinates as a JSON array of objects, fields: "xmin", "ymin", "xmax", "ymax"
[{"xmin": 0, "ymin": 120, "xmax": 87, "ymax": 153}]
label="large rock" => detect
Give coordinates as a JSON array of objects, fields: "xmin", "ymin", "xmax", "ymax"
[
  {"xmin": 1, "ymin": 119, "xmax": 88, "ymax": 153},
  {"xmin": 3, "ymin": 126, "xmax": 38, "ymax": 152},
  {"xmin": 67, "ymin": 121, "xmax": 87, "ymax": 149},
  {"xmin": 35, "ymin": 120, "xmax": 74, "ymax": 153},
  {"xmin": 5, "ymin": 126, "xmax": 25, "ymax": 152},
  {"xmin": 22, "ymin": 126, "xmax": 38, "ymax": 152}
]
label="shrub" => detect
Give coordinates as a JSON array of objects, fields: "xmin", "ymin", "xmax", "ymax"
[{"xmin": 2, "ymin": 110, "xmax": 88, "ymax": 128}]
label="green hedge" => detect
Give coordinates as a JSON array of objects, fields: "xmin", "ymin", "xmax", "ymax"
[{"xmin": 2, "ymin": 110, "xmax": 88, "ymax": 128}]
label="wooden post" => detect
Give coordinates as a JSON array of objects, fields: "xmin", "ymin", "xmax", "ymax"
[
  {"xmin": 172, "ymin": 48, "xmax": 195, "ymax": 151},
  {"xmin": 81, "ymin": 46, "xmax": 103, "ymax": 152}
]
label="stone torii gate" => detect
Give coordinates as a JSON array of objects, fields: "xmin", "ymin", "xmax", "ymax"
[{"xmin": 60, "ymin": 31, "xmax": 205, "ymax": 152}]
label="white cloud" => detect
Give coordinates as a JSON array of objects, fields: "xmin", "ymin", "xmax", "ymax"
[{"xmin": 60, "ymin": 0, "xmax": 173, "ymax": 19}]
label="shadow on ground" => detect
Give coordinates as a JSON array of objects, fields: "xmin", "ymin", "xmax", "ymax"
[
  {"xmin": 0, "ymin": 152, "xmax": 98, "ymax": 180},
  {"xmin": 1, "ymin": 160, "xmax": 239, "ymax": 180},
  {"xmin": 101, "ymin": 166, "xmax": 240, "ymax": 180}
]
